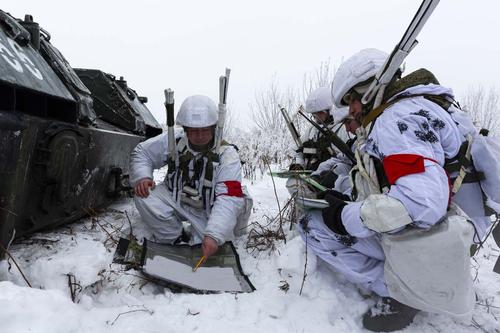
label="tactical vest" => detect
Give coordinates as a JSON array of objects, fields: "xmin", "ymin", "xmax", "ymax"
[
  {"xmin": 166, "ymin": 137, "xmax": 227, "ymax": 213},
  {"xmin": 353, "ymin": 68, "xmax": 484, "ymax": 199},
  {"xmin": 299, "ymin": 123, "xmax": 337, "ymax": 170}
]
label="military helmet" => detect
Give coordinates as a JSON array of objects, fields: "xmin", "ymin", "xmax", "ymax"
[
  {"xmin": 176, "ymin": 95, "xmax": 218, "ymax": 128},
  {"xmin": 331, "ymin": 48, "xmax": 387, "ymax": 108},
  {"xmin": 305, "ymin": 86, "xmax": 334, "ymax": 114}
]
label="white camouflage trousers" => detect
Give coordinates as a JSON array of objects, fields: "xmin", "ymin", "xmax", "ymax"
[
  {"xmin": 134, "ymin": 183, "xmax": 206, "ymax": 244},
  {"xmin": 296, "ymin": 210, "xmax": 390, "ymax": 297}
]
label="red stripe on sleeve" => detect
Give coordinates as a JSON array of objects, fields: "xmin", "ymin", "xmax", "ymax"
[
  {"xmin": 382, "ymin": 154, "xmax": 425, "ymax": 185},
  {"xmin": 383, "ymin": 154, "xmax": 451, "ymax": 203},
  {"xmin": 219, "ymin": 181, "xmax": 244, "ymax": 197}
]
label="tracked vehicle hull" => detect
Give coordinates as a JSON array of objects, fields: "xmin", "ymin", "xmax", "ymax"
[{"xmin": 0, "ymin": 10, "xmax": 162, "ymax": 255}]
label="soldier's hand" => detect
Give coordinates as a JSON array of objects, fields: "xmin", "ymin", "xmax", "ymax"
[
  {"xmin": 134, "ymin": 178, "xmax": 155, "ymax": 198},
  {"xmin": 321, "ymin": 194, "xmax": 348, "ymax": 235},
  {"xmin": 288, "ymin": 163, "xmax": 304, "ymax": 171},
  {"xmin": 316, "ymin": 170, "xmax": 339, "ymax": 188},
  {"xmin": 202, "ymin": 236, "xmax": 219, "ymax": 258},
  {"xmin": 317, "ymin": 189, "xmax": 350, "ymax": 202}
]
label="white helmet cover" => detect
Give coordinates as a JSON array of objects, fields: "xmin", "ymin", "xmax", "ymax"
[
  {"xmin": 176, "ymin": 95, "xmax": 218, "ymax": 128},
  {"xmin": 330, "ymin": 106, "xmax": 350, "ymax": 125},
  {"xmin": 331, "ymin": 48, "xmax": 388, "ymax": 108},
  {"xmin": 305, "ymin": 86, "xmax": 333, "ymax": 114}
]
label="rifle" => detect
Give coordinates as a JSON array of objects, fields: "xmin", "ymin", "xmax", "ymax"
[
  {"xmin": 270, "ymin": 171, "xmax": 327, "ymax": 192},
  {"xmin": 361, "ymin": 0, "xmax": 441, "ymax": 109},
  {"xmin": 278, "ymin": 104, "xmax": 302, "ymax": 149},
  {"xmin": 162, "ymin": 89, "xmax": 209, "ymax": 237},
  {"xmin": 161, "ymin": 190, "xmax": 207, "ymax": 238},
  {"xmin": 215, "ymin": 68, "xmax": 231, "ymax": 152},
  {"xmin": 298, "ymin": 109, "xmax": 356, "ymax": 164},
  {"xmin": 164, "ymin": 89, "xmax": 178, "ymax": 168}
]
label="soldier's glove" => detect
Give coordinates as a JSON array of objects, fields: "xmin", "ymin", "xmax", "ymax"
[
  {"xmin": 288, "ymin": 163, "xmax": 304, "ymax": 171},
  {"xmin": 313, "ymin": 170, "xmax": 339, "ymax": 189},
  {"xmin": 321, "ymin": 191, "xmax": 349, "ymax": 235},
  {"xmin": 317, "ymin": 189, "xmax": 350, "ymax": 201}
]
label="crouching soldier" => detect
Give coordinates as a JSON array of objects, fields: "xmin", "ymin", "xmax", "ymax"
[
  {"xmin": 130, "ymin": 95, "xmax": 251, "ymax": 258},
  {"xmin": 287, "ymin": 86, "xmax": 344, "ymax": 198},
  {"xmin": 311, "ymin": 107, "xmax": 357, "ymax": 197},
  {"xmin": 297, "ymin": 48, "xmax": 500, "ymax": 331}
]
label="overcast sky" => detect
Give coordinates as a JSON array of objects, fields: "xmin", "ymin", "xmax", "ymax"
[{"xmin": 4, "ymin": 0, "xmax": 500, "ymax": 129}]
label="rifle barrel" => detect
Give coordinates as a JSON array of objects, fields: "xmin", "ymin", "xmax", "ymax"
[
  {"xmin": 361, "ymin": 0, "xmax": 440, "ymax": 107},
  {"xmin": 298, "ymin": 110, "xmax": 355, "ymax": 163},
  {"xmin": 279, "ymin": 104, "xmax": 302, "ymax": 149}
]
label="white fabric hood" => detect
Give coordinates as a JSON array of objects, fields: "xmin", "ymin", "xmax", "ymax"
[
  {"xmin": 331, "ymin": 48, "xmax": 388, "ymax": 108},
  {"xmin": 331, "ymin": 106, "xmax": 349, "ymax": 124},
  {"xmin": 176, "ymin": 95, "xmax": 218, "ymax": 128},
  {"xmin": 305, "ymin": 86, "xmax": 333, "ymax": 113},
  {"xmin": 389, "ymin": 83, "xmax": 455, "ymax": 101}
]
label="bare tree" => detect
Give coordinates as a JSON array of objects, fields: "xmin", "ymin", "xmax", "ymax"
[
  {"xmin": 251, "ymin": 75, "xmax": 298, "ymax": 132},
  {"xmin": 461, "ymin": 86, "xmax": 500, "ymax": 136},
  {"xmin": 294, "ymin": 58, "xmax": 337, "ymax": 135},
  {"xmin": 251, "ymin": 58, "xmax": 337, "ymax": 133},
  {"xmin": 301, "ymin": 58, "xmax": 336, "ymax": 101},
  {"xmin": 234, "ymin": 58, "xmax": 340, "ymax": 174}
]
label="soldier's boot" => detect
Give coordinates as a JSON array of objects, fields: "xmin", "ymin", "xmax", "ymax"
[{"xmin": 362, "ymin": 297, "xmax": 420, "ymax": 332}]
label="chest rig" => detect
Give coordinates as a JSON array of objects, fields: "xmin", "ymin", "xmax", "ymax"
[
  {"xmin": 300, "ymin": 124, "xmax": 337, "ymax": 170},
  {"xmin": 166, "ymin": 137, "xmax": 222, "ymax": 214},
  {"xmin": 352, "ymin": 69, "xmax": 484, "ymax": 200}
]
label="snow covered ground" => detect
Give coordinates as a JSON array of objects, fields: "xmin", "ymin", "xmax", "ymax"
[{"xmin": 1, "ymin": 169, "xmax": 500, "ymax": 333}]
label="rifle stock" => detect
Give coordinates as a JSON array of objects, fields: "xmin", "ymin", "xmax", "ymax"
[
  {"xmin": 164, "ymin": 89, "xmax": 178, "ymax": 167},
  {"xmin": 216, "ymin": 68, "xmax": 230, "ymax": 152},
  {"xmin": 361, "ymin": 0, "xmax": 441, "ymax": 108}
]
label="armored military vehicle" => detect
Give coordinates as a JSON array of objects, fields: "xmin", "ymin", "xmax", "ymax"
[{"xmin": 0, "ymin": 10, "xmax": 162, "ymax": 257}]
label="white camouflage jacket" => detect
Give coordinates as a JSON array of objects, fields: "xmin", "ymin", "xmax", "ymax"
[
  {"xmin": 130, "ymin": 132, "xmax": 245, "ymax": 244},
  {"xmin": 342, "ymin": 84, "xmax": 469, "ymax": 238}
]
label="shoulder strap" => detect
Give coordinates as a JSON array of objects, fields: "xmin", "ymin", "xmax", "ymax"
[
  {"xmin": 219, "ymin": 139, "xmax": 239, "ymax": 152},
  {"xmin": 362, "ymin": 93, "xmax": 453, "ymax": 128},
  {"xmin": 362, "ymin": 98, "xmax": 400, "ymax": 128},
  {"xmin": 362, "ymin": 68, "xmax": 444, "ymax": 128}
]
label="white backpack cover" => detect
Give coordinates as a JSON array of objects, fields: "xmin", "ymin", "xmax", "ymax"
[
  {"xmin": 470, "ymin": 134, "xmax": 500, "ymax": 212},
  {"xmin": 449, "ymin": 107, "xmax": 500, "ymax": 212},
  {"xmin": 382, "ymin": 203, "xmax": 475, "ymax": 319}
]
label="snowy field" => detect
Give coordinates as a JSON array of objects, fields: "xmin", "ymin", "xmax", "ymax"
[{"xmin": 1, "ymin": 169, "xmax": 500, "ymax": 333}]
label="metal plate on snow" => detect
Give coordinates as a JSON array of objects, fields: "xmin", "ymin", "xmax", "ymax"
[
  {"xmin": 113, "ymin": 238, "xmax": 255, "ymax": 293},
  {"xmin": 494, "ymin": 258, "xmax": 500, "ymax": 274},
  {"xmin": 492, "ymin": 222, "xmax": 500, "ymax": 274},
  {"xmin": 493, "ymin": 220, "xmax": 500, "ymax": 248}
]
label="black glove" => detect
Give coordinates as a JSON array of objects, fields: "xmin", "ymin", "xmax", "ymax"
[
  {"xmin": 317, "ymin": 189, "xmax": 350, "ymax": 201},
  {"xmin": 321, "ymin": 192, "xmax": 348, "ymax": 235},
  {"xmin": 288, "ymin": 163, "xmax": 304, "ymax": 171},
  {"xmin": 316, "ymin": 170, "xmax": 339, "ymax": 189}
]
